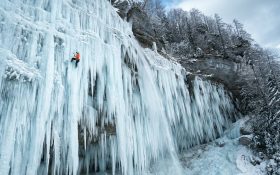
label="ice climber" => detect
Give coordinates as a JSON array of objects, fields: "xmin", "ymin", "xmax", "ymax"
[{"xmin": 71, "ymin": 52, "xmax": 80, "ymax": 67}]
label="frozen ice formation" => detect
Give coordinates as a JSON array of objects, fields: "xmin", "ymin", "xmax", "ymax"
[
  {"xmin": 1, "ymin": 48, "xmax": 40, "ymax": 82},
  {"xmin": 0, "ymin": 0, "xmax": 236, "ymax": 175}
]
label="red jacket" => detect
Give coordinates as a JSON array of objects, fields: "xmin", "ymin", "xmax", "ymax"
[{"xmin": 75, "ymin": 53, "xmax": 80, "ymax": 60}]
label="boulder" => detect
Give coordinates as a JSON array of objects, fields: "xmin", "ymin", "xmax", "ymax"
[
  {"xmin": 240, "ymin": 125, "xmax": 253, "ymax": 135},
  {"xmin": 215, "ymin": 140, "xmax": 226, "ymax": 147},
  {"xmin": 240, "ymin": 118, "xmax": 253, "ymax": 135},
  {"xmin": 239, "ymin": 135, "xmax": 252, "ymax": 146}
]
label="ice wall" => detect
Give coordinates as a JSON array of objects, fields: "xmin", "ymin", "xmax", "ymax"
[{"xmin": 0, "ymin": 0, "xmax": 236, "ymax": 175}]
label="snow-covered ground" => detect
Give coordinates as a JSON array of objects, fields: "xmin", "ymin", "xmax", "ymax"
[
  {"xmin": 148, "ymin": 118, "xmax": 267, "ymax": 175},
  {"xmin": 182, "ymin": 138, "xmax": 266, "ymax": 175}
]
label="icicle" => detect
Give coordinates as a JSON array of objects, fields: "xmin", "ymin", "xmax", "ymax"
[{"xmin": 152, "ymin": 42, "xmax": 158, "ymax": 53}]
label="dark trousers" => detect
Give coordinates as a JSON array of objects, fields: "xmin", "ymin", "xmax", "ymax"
[{"xmin": 71, "ymin": 58, "xmax": 80, "ymax": 67}]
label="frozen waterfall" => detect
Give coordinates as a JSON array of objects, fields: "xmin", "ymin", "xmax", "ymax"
[{"xmin": 0, "ymin": 0, "xmax": 236, "ymax": 174}]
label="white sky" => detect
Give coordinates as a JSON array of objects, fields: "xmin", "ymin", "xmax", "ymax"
[{"xmin": 167, "ymin": 0, "xmax": 280, "ymax": 50}]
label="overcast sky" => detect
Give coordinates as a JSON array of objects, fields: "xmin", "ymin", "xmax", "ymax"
[{"xmin": 161, "ymin": 0, "xmax": 280, "ymax": 50}]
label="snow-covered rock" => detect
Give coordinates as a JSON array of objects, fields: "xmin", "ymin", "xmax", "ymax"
[
  {"xmin": 239, "ymin": 135, "xmax": 253, "ymax": 146},
  {"xmin": 240, "ymin": 123, "xmax": 253, "ymax": 135}
]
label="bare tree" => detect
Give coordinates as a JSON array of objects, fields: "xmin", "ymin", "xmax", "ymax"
[{"xmin": 215, "ymin": 14, "xmax": 227, "ymax": 57}]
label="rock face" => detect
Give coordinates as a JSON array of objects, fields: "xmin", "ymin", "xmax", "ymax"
[
  {"xmin": 126, "ymin": 6, "xmax": 166, "ymax": 52},
  {"xmin": 110, "ymin": 0, "xmax": 131, "ymax": 19},
  {"xmin": 181, "ymin": 56, "xmax": 255, "ymax": 113},
  {"xmin": 109, "ymin": 1, "xmax": 165, "ymax": 51},
  {"xmin": 127, "ymin": 6, "xmax": 156, "ymax": 48},
  {"xmin": 109, "ymin": 1, "xmax": 158, "ymax": 49}
]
